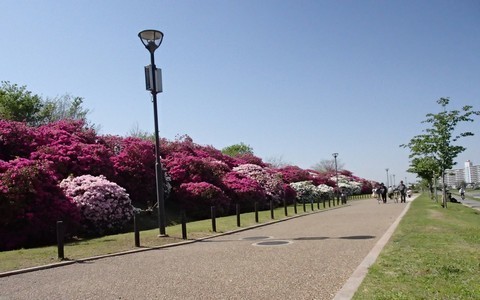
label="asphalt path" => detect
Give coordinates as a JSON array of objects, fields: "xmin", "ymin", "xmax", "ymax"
[{"xmin": 0, "ymin": 197, "xmax": 415, "ymax": 300}]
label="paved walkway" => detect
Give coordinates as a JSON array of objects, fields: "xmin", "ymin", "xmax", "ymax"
[{"xmin": 0, "ymin": 197, "xmax": 417, "ymax": 300}]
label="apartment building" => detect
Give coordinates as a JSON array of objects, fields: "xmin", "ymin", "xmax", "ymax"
[{"xmin": 445, "ymin": 160, "xmax": 479, "ymax": 187}]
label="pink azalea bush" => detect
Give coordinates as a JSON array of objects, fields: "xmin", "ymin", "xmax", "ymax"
[
  {"xmin": 233, "ymin": 164, "xmax": 285, "ymax": 205},
  {"xmin": 0, "ymin": 158, "xmax": 81, "ymax": 250},
  {"xmin": 221, "ymin": 171, "xmax": 266, "ymax": 210},
  {"xmin": 59, "ymin": 175, "xmax": 134, "ymax": 235},
  {"xmin": 277, "ymin": 165, "xmax": 312, "ymax": 183},
  {"xmin": 175, "ymin": 182, "xmax": 230, "ymax": 219},
  {"xmin": 0, "ymin": 120, "xmax": 36, "ymax": 161},
  {"xmin": 0, "ymin": 117, "xmax": 376, "ymax": 249},
  {"xmin": 108, "ymin": 137, "xmax": 157, "ymax": 204}
]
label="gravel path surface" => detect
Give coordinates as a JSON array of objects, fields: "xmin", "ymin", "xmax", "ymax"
[{"xmin": 0, "ymin": 198, "xmax": 411, "ymax": 300}]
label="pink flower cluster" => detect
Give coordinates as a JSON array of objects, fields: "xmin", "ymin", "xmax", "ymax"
[
  {"xmin": 1, "ymin": 120, "xmax": 375, "ymax": 250},
  {"xmin": 59, "ymin": 175, "xmax": 133, "ymax": 235},
  {"xmin": 0, "ymin": 158, "xmax": 81, "ymax": 250}
]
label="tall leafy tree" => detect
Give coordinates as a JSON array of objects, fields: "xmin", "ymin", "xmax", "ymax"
[
  {"xmin": 401, "ymin": 98, "xmax": 479, "ymax": 208},
  {"xmin": 407, "ymin": 156, "xmax": 440, "ymax": 201},
  {"xmin": 38, "ymin": 94, "xmax": 90, "ymax": 124},
  {"xmin": 0, "ymin": 81, "xmax": 43, "ymax": 125},
  {"xmin": 0, "ymin": 81, "xmax": 91, "ymax": 126},
  {"xmin": 221, "ymin": 142, "xmax": 254, "ymax": 157}
]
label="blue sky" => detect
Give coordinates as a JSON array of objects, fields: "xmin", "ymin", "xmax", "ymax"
[{"xmin": 1, "ymin": 0, "xmax": 479, "ymax": 185}]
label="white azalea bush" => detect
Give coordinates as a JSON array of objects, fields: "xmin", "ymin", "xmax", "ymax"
[
  {"xmin": 332, "ymin": 174, "xmax": 362, "ymax": 195},
  {"xmin": 317, "ymin": 184, "xmax": 335, "ymax": 199},
  {"xmin": 290, "ymin": 181, "xmax": 334, "ymax": 203},
  {"xmin": 59, "ymin": 175, "xmax": 134, "ymax": 235}
]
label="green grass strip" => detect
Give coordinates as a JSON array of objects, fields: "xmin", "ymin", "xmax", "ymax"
[{"xmin": 353, "ymin": 193, "xmax": 480, "ymax": 300}]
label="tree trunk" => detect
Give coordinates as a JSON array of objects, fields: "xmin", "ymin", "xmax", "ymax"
[{"xmin": 441, "ymin": 170, "xmax": 447, "ymax": 208}]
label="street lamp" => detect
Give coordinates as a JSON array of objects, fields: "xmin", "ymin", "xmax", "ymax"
[
  {"xmin": 333, "ymin": 153, "xmax": 339, "ymax": 205},
  {"xmin": 385, "ymin": 168, "xmax": 389, "ymax": 187},
  {"xmin": 138, "ymin": 29, "xmax": 167, "ymax": 236},
  {"xmin": 393, "ymin": 174, "xmax": 396, "ymax": 186}
]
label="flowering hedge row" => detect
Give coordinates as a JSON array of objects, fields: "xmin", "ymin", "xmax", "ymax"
[{"xmin": 0, "ymin": 119, "xmax": 374, "ymax": 250}]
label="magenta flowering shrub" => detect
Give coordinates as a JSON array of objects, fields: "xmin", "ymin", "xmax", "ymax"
[
  {"xmin": 60, "ymin": 175, "xmax": 134, "ymax": 235},
  {"xmin": 308, "ymin": 170, "xmax": 336, "ymax": 186},
  {"xmin": 0, "ymin": 158, "xmax": 81, "ymax": 250},
  {"xmin": 30, "ymin": 120, "xmax": 113, "ymax": 178},
  {"xmin": 0, "ymin": 120, "xmax": 36, "ymax": 161},
  {"xmin": 233, "ymin": 153, "xmax": 268, "ymax": 167},
  {"xmin": 164, "ymin": 151, "xmax": 230, "ymax": 185},
  {"xmin": 31, "ymin": 143, "xmax": 113, "ymax": 178},
  {"xmin": 221, "ymin": 171, "xmax": 266, "ymax": 210},
  {"xmin": 277, "ymin": 165, "xmax": 312, "ymax": 184},
  {"xmin": 283, "ymin": 183, "xmax": 297, "ymax": 204},
  {"xmin": 35, "ymin": 119, "xmax": 97, "ymax": 145},
  {"xmin": 175, "ymin": 182, "xmax": 230, "ymax": 219},
  {"xmin": 233, "ymin": 164, "xmax": 285, "ymax": 205},
  {"xmin": 109, "ymin": 137, "xmax": 156, "ymax": 204}
]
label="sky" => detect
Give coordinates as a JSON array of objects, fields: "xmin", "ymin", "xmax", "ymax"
[{"xmin": 1, "ymin": 0, "xmax": 479, "ymax": 185}]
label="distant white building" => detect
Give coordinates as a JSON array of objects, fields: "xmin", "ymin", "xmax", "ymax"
[{"xmin": 445, "ymin": 160, "xmax": 479, "ymax": 187}]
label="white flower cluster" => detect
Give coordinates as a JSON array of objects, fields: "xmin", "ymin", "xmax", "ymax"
[
  {"xmin": 60, "ymin": 175, "xmax": 134, "ymax": 234},
  {"xmin": 331, "ymin": 174, "xmax": 362, "ymax": 195},
  {"xmin": 290, "ymin": 181, "xmax": 334, "ymax": 202}
]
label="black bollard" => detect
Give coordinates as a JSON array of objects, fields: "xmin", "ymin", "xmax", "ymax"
[
  {"xmin": 56, "ymin": 221, "xmax": 64, "ymax": 259},
  {"xmin": 236, "ymin": 203, "xmax": 241, "ymax": 227},
  {"xmin": 294, "ymin": 199, "xmax": 297, "ymax": 214},
  {"xmin": 134, "ymin": 214, "xmax": 140, "ymax": 247},
  {"xmin": 317, "ymin": 198, "xmax": 320, "ymax": 209},
  {"xmin": 311, "ymin": 199, "xmax": 314, "ymax": 211},
  {"xmin": 284, "ymin": 198, "xmax": 288, "ymax": 216},
  {"xmin": 323, "ymin": 198, "xmax": 326, "ymax": 208},
  {"xmin": 270, "ymin": 199, "xmax": 274, "ymax": 219},
  {"xmin": 303, "ymin": 200, "xmax": 306, "ymax": 212},
  {"xmin": 181, "ymin": 211, "xmax": 187, "ymax": 240},
  {"xmin": 211, "ymin": 206, "xmax": 217, "ymax": 232},
  {"xmin": 254, "ymin": 201, "xmax": 259, "ymax": 223}
]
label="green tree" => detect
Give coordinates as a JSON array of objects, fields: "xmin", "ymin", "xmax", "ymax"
[
  {"xmin": 38, "ymin": 94, "xmax": 90, "ymax": 124},
  {"xmin": 1, "ymin": 81, "xmax": 91, "ymax": 126},
  {"xmin": 221, "ymin": 142, "xmax": 254, "ymax": 157},
  {"xmin": 407, "ymin": 156, "xmax": 440, "ymax": 201},
  {"xmin": 0, "ymin": 81, "xmax": 43, "ymax": 125},
  {"xmin": 401, "ymin": 98, "xmax": 479, "ymax": 208}
]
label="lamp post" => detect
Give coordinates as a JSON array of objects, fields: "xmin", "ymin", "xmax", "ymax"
[
  {"xmin": 393, "ymin": 174, "xmax": 396, "ymax": 187},
  {"xmin": 333, "ymin": 153, "xmax": 339, "ymax": 205},
  {"xmin": 138, "ymin": 29, "xmax": 167, "ymax": 236},
  {"xmin": 385, "ymin": 168, "xmax": 389, "ymax": 187}
]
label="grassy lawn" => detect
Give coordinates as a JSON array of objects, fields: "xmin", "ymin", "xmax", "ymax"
[
  {"xmin": 0, "ymin": 201, "xmax": 335, "ymax": 274},
  {"xmin": 353, "ymin": 193, "xmax": 480, "ymax": 299}
]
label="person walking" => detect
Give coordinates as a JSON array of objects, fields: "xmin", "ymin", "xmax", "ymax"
[
  {"xmin": 459, "ymin": 187, "xmax": 465, "ymax": 200},
  {"xmin": 380, "ymin": 183, "xmax": 387, "ymax": 203},
  {"xmin": 398, "ymin": 180, "xmax": 407, "ymax": 203}
]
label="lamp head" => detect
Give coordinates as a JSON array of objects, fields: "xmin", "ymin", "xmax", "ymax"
[{"xmin": 138, "ymin": 30, "xmax": 164, "ymax": 53}]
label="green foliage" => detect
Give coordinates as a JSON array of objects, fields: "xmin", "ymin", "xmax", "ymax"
[
  {"xmin": 0, "ymin": 81, "xmax": 90, "ymax": 126},
  {"xmin": 221, "ymin": 142, "xmax": 254, "ymax": 157},
  {"xmin": 401, "ymin": 98, "xmax": 480, "ymax": 207},
  {"xmin": 38, "ymin": 94, "xmax": 90, "ymax": 124},
  {"xmin": 0, "ymin": 81, "xmax": 43, "ymax": 125}
]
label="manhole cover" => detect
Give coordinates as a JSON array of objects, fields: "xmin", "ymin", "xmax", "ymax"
[
  {"xmin": 254, "ymin": 240, "xmax": 291, "ymax": 246},
  {"xmin": 242, "ymin": 236, "xmax": 271, "ymax": 241}
]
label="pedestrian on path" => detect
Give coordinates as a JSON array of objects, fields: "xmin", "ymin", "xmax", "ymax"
[{"xmin": 398, "ymin": 181, "xmax": 407, "ymax": 203}]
